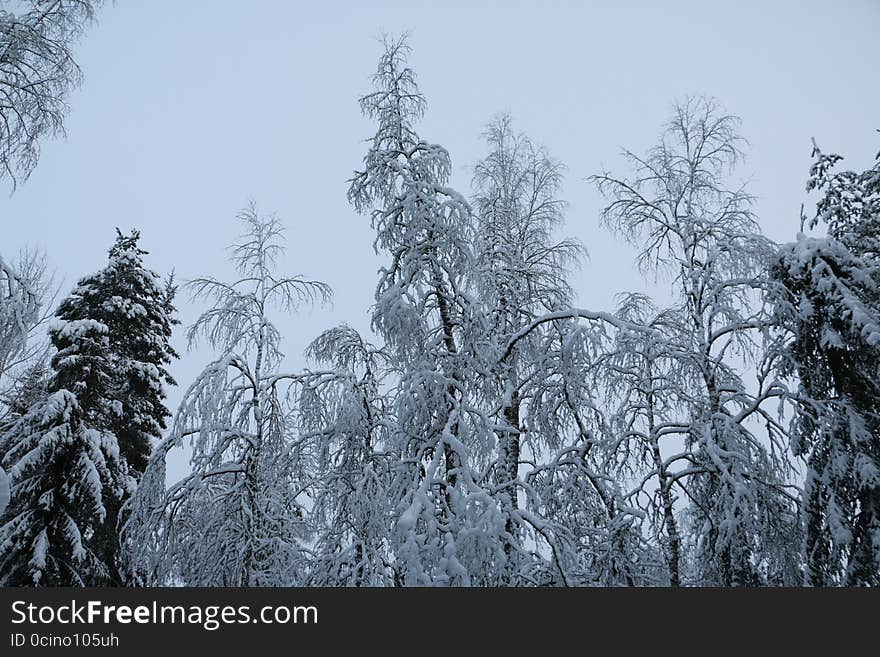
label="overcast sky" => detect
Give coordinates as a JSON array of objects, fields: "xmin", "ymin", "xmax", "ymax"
[{"xmin": 4, "ymin": 0, "xmax": 878, "ymax": 479}]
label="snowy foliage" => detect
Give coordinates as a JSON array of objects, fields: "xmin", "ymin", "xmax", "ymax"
[
  {"xmin": 31, "ymin": 230, "xmax": 179, "ymax": 584},
  {"xmin": 591, "ymin": 98, "xmax": 799, "ymax": 585},
  {"xmin": 122, "ymin": 204, "xmax": 330, "ymax": 586},
  {"xmin": 468, "ymin": 116, "xmax": 658, "ymax": 585},
  {"xmin": 769, "ymin": 141, "xmax": 880, "ymax": 585},
  {"xmin": 0, "ymin": 250, "xmax": 57, "ymax": 426},
  {"xmin": 4, "ymin": 36, "xmax": 877, "ymax": 588},
  {"xmin": 55, "ymin": 229, "xmax": 178, "ymax": 476},
  {"xmin": 805, "ymin": 140, "xmax": 880, "ymax": 261},
  {"xmin": 347, "ymin": 36, "xmax": 506, "ymax": 585},
  {"xmin": 0, "ymin": 314, "xmax": 125, "ymax": 585},
  {"xmin": 299, "ymin": 325, "xmax": 395, "ymax": 585}
]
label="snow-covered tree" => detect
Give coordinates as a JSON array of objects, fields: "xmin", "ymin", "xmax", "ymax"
[
  {"xmin": 0, "ymin": 253, "xmax": 41, "ymax": 390},
  {"xmin": 594, "ymin": 293, "xmax": 691, "ymax": 585},
  {"xmin": 470, "ymin": 115, "xmax": 579, "ymax": 577},
  {"xmin": 2, "ymin": 361, "xmax": 50, "ymax": 422},
  {"xmin": 0, "ymin": 0, "xmax": 103, "ymax": 188},
  {"xmin": 56, "ymin": 229, "xmax": 178, "ymax": 477},
  {"xmin": 769, "ymin": 141, "xmax": 880, "ymax": 586},
  {"xmin": 506, "ymin": 308, "xmax": 661, "ymax": 586},
  {"xmin": 1, "ymin": 250, "xmax": 60, "ymax": 464},
  {"xmin": 467, "ymin": 115, "xmax": 653, "ymax": 585},
  {"xmin": 299, "ymin": 325, "xmax": 396, "ymax": 585},
  {"xmin": 0, "ymin": 250, "xmax": 52, "ymax": 539},
  {"xmin": 122, "ymin": 204, "xmax": 330, "ymax": 586},
  {"xmin": 49, "ymin": 229, "xmax": 177, "ymax": 583},
  {"xmin": 349, "ymin": 36, "xmax": 531, "ymax": 585},
  {"xmin": 805, "ymin": 138, "xmax": 880, "ymax": 261},
  {"xmin": 0, "ymin": 317, "xmax": 126, "ymax": 585},
  {"xmin": 592, "ymin": 97, "xmax": 799, "ymax": 586}
]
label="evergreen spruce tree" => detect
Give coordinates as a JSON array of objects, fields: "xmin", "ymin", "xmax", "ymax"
[
  {"xmin": 52, "ymin": 229, "xmax": 177, "ymax": 583},
  {"xmin": 1, "ymin": 230, "xmax": 179, "ymax": 585},
  {"xmin": 770, "ymin": 142, "xmax": 880, "ymax": 585},
  {"xmin": 56, "ymin": 229, "xmax": 178, "ymax": 477},
  {"xmin": 0, "ymin": 319, "xmax": 125, "ymax": 584}
]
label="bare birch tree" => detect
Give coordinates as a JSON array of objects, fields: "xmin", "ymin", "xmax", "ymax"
[{"xmin": 0, "ymin": 0, "xmax": 103, "ymax": 188}]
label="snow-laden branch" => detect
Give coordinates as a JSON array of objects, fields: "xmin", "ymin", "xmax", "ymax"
[{"xmin": 501, "ymin": 307, "xmax": 657, "ymax": 363}]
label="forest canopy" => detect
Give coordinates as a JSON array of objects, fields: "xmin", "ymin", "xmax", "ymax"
[{"xmin": 1, "ymin": 7, "xmax": 878, "ymax": 587}]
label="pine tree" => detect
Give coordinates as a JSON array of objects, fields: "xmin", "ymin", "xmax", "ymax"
[
  {"xmin": 0, "ymin": 319, "xmax": 125, "ymax": 585},
  {"xmin": 770, "ymin": 141, "xmax": 880, "ymax": 586},
  {"xmin": 44, "ymin": 229, "xmax": 177, "ymax": 584},
  {"xmin": 56, "ymin": 229, "xmax": 178, "ymax": 476}
]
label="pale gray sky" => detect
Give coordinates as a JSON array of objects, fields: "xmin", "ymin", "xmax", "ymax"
[{"xmin": 3, "ymin": 0, "xmax": 878, "ymax": 479}]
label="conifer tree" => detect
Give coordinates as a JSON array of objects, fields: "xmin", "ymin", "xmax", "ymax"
[
  {"xmin": 0, "ymin": 319, "xmax": 125, "ymax": 585},
  {"xmin": 42, "ymin": 229, "xmax": 178, "ymax": 583},
  {"xmin": 55, "ymin": 229, "xmax": 178, "ymax": 477},
  {"xmin": 770, "ymin": 141, "xmax": 880, "ymax": 585}
]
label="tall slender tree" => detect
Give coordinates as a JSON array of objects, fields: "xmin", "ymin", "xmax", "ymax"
[
  {"xmin": 470, "ymin": 114, "xmax": 578, "ymax": 548},
  {"xmin": 469, "ymin": 115, "xmax": 646, "ymax": 585},
  {"xmin": 592, "ymin": 98, "xmax": 799, "ymax": 585},
  {"xmin": 348, "ymin": 35, "xmax": 505, "ymax": 585},
  {"xmin": 123, "ymin": 204, "xmax": 330, "ymax": 586}
]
